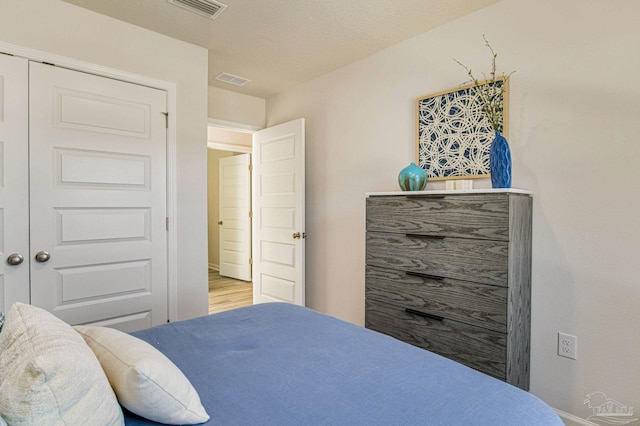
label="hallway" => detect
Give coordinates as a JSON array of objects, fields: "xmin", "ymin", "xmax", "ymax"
[{"xmin": 208, "ymin": 270, "xmax": 252, "ymax": 314}]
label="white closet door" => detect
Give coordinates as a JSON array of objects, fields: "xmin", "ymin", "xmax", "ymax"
[
  {"xmin": 219, "ymin": 153, "xmax": 251, "ymax": 281},
  {"xmin": 29, "ymin": 62, "xmax": 168, "ymax": 331},
  {"xmin": 0, "ymin": 54, "xmax": 29, "ymax": 312}
]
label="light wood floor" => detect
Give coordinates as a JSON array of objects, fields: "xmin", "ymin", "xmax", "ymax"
[{"xmin": 208, "ymin": 270, "xmax": 253, "ymax": 314}]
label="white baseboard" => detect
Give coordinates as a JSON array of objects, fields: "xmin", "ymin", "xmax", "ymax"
[{"xmin": 554, "ymin": 408, "xmax": 600, "ymax": 426}]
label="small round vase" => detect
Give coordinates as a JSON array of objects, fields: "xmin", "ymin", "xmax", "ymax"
[
  {"xmin": 489, "ymin": 131, "xmax": 512, "ymax": 188},
  {"xmin": 398, "ymin": 162, "xmax": 427, "ymax": 191}
]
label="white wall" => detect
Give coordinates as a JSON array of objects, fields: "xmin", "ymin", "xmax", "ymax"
[
  {"xmin": 0, "ymin": 0, "xmax": 210, "ymax": 320},
  {"xmin": 209, "ymin": 86, "xmax": 266, "ymax": 128},
  {"xmin": 267, "ymin": 0, "xmax": 640, "ymax": 419}
]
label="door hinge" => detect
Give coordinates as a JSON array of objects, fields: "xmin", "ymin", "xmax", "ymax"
[
  {"xmin": 249, "ymin": 210, "xmax": 253, "ymax": 218},
  {"xmin": 161, "ymin": 112, "xmax": 168, "ymax": 128},
  {"xmin": 166, "ymin": 217, "xmax": 169, "ymax": 231},
  {"xmin": 248, "ymin": 163, "xmax": 253, "ymax": 171},
  {"xmin": 249, "ymin": 258, "xmax": 253, "ymax": 265}
]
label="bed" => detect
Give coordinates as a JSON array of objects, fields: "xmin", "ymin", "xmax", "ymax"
[
  {"xmin": 120, "ymin": 302, "xmax": 562, "ymax": 425},
  {"xmin": 0, "ymin": 301, "xmax": 561, "ymax": 424}
]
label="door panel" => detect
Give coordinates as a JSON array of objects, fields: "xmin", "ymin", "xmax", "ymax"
[
  {"xmin": 219, "ymin": 154, "xmax": 251, "ymax": 281},
  {"xmin": 0, "ymin": 54, "xmax": 29, "ymax": 312},
  {"xmin": 54, "ymin": 88, "xmax": 150, "ymax": 137},
  {"xmin": 57, "ymin": 149, "xmax": 149, "ymax": 188},
  {"xmin": 28, "ymin": 62, "xmax": 167, "ymax": 331},
  {"xmin": 57, "ymin": 208, "xmax": 149, "ymax": 242},
  {"xmin": 252, "ymin": 119, "xmax": 305, "ymax": 306}
]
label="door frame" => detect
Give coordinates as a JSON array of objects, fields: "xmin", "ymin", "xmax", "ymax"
[
  {"xmin": 0, "ymin": 41, "xmax": 180, "ymax": 321},
  {"xmin": 207, "ymin": 119, "xmax": 306, "ymax": 307},
  {"xmin": 207, "ymin": 120, "xmax": 255, "ymax": 285}
]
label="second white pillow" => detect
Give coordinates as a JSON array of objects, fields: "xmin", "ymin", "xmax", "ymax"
[{"xmin": 74, "ymin": 325, "xmax": 210, "ymax": 425}]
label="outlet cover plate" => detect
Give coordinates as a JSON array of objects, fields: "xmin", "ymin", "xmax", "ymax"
[{"xmin": 558, "ymin": 332, "xmax": 577, "ymax": 360}]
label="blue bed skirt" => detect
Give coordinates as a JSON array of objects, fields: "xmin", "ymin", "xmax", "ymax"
[{"xmin": 125, "ymin": 303, "xmax": 561, "ymax": 425}]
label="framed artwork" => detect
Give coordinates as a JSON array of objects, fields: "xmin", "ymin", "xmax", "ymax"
[{"xmin": 416, "ymin": 78, "xmax": 508, "ymax": 180}]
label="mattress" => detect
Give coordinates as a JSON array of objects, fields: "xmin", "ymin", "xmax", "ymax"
[{"xmin": 124, "ymin": 303, "xmax": 562, "ymax": 425}]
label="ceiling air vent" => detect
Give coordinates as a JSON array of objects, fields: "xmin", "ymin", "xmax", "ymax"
[
  {"xmin": 167, "ymin": 0, "xmax": 227, "ymax": 20},
  {"xmin": 215, "ymin": 72, "xmax": 251, "ymax": 87}
]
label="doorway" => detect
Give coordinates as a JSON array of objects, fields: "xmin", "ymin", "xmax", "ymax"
[
  {"xmin": 207, "ymin": 118, "xmax": 306, "ymax": 311},
  {"xmin": 207, "ymin": 125, "xmax": 253, "ymax": 313}
]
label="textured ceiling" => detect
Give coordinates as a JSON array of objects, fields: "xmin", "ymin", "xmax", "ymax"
[{"xmin": 61, "ymin": 0, "xmax": 499, "ymax": 99}]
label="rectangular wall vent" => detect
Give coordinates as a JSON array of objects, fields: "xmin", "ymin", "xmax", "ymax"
[
  {"xmin": 167, "ymin": 0, "xmax": 227, "ymax": 20},
  {"xmin": 215, "ymin": 72, "xmax": 251, "ymax": 87}
]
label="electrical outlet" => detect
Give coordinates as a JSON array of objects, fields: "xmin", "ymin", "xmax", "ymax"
[{"xmin": 558, "ymin": 332, "xmax": 577, "ymax": 360}]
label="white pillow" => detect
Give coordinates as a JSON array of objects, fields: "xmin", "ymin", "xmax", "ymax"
[
  {"xmin": 0, "ymin": 303, "xmax": 123, "ymax": 426},
  {"xmin": 75, "ymin": 325, "xmax": 210, "ymax": 425}
]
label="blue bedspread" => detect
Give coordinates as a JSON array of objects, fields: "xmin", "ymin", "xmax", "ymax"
[{"xmin": 125, "ymin": 303, "xmax": 561, "ymax": 425}]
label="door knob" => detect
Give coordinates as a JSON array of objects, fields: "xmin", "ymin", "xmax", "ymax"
[
  {"xmin": 293, "ymin": 232, "xmax": 301, "ymax": 239},
  {"xmin": 6, "ymin": 253, "xmax": 24, "ymax": 266},
  {"xmin": 35, "ymin": 251, "xmax": 51, "ymax": 263},
  {"xmin": 218, "ymin": 220, "xmax": 223, "ymax": 225}
]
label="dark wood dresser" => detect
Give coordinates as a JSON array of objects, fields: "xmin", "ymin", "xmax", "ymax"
[{"xmin": 365, "ymin": 190, "xmax": 532, "ymax": 390}]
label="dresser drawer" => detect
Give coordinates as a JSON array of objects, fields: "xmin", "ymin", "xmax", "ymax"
[
  {"xmin": 366, "ymin": 231, "xmax": 509, "ymax": 286},
  {"xmin": 365, "ymin": 298, "xmax": 506, "ymax": 380},
  {"xmin": 366, "ymin": 265, "xmax": 507, "ymax": 333},
  {"xmin": 366, "ymin": 194, "xmax": 511, "ymax": 240}
]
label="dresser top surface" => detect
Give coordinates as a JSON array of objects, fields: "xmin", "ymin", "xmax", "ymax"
[{"xmin": 366, "ymin": 188, "xmax": 532, "ymax": 197}]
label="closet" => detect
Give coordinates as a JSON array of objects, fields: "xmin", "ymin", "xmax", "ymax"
[{"xmin": 0, "ymin": 53, "xmax": 168, "ymax": 332}]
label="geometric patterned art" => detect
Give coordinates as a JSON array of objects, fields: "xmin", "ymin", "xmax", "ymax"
[{"xmin": 416, "ymin": 79, "xmax": 507, "ymax": 180}]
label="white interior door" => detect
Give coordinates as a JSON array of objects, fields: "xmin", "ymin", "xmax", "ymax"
[
  {"xmin": 0, "ymin": 54, "xmax": 29, "ymax": 312},
  {"xmin": 252, "ymin": 118, "xmax": 305, "ymax": 306},
  {"xmin": 28, "ymin": 62, "xmax": 168, "ymax": 331},
  {"xmin": 219, "ymin": 153, "xmax": 251, "ymax": 281}
]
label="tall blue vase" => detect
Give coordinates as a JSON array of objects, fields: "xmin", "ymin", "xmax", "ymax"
[
  {"xmin": 489, "ymin": 131, "xmax": 512, "ymax": 188},
  {"xmin": 398, "ymin": 162, "xmax": 427, "ymax": 191}
]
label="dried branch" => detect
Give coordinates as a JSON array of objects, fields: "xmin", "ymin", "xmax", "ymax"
[{"xmin": 453, "ymin": 35, "xmax": 514, "ymax": 132}]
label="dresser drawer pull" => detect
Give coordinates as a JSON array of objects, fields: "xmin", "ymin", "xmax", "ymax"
[
  {"xmin": 405, "ymin": 308, "xmax": 444, "ymax": 322},
  {"xmin": 405, "ymin": 233, "xmax": 445, "ymax": 240},
  {"xmin": 405, "ymin": 271, "xmax": 444, "ymax": 281}
]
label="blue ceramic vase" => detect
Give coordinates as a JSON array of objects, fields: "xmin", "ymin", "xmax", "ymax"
[
  {"xmin": 489, "ymin": 131, "xmax": 512, "ymax": 188},
  {"xmin": 398, "ymin": 162, "xmax": 427, "ymax": 191}
]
